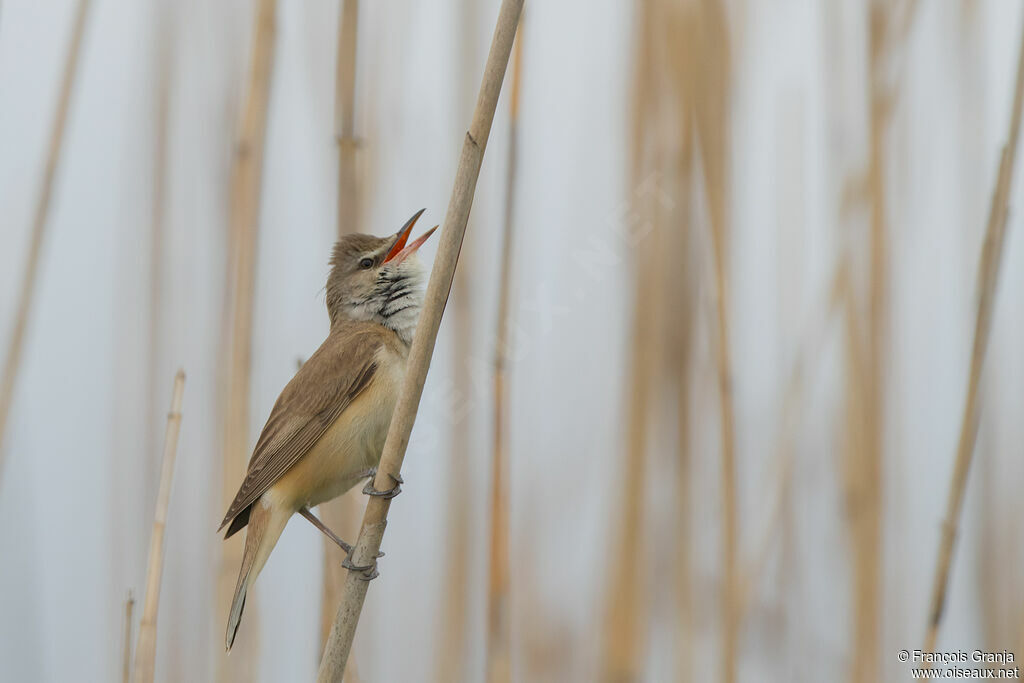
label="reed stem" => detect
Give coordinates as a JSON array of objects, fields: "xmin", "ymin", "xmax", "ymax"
[
  {"xmin": 315, "ymin": 2, "xmax": 523, "ymax": 678},
  {"xmin": 217, "ymin": 3, "xmax": 277, "ymax": 680},
  {"xmin": 133, "ymin": 370, "xmax": 186, "ymax": 683},
  {"xmin": 922, "ymin": 7, "xmax": 1024, "ymax": 654},
  {"xmin": 122, "ymin": 591, "xmax": 135, "ymax": 683},
  {"xmin": 321, "ymin": 0, "xmax": 365, "ymax": 661},
  {"xmin": 486, "ymin": 22, "xmax": 523, "ymax": 683},
  {"xmin": 0, "ymin": 0, "xmax": 91, "ymax": 488}
]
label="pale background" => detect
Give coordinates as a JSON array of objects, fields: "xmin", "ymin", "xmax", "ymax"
[{"xmin": 1, "ymin": 1, "xmax": 1023, "ymax": 682}]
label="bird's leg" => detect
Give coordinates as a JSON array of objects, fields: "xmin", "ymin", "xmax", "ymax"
[
  {"xmin": 303, "ymin": 505, "xmax": 383, "ymax": 581},
  {"xmin": 298, "ymin": 507, "xmax": 352, "ymax": 553},
  {"xmin": 348, "ymin": 467, "xmax": 377, "ymax": 482},
  {"xmin": 362, "ymin": 466, "xmax": 404, "ymax": 499},
  {"xmin": 329, "ymin": 467, "xmax": 400, "ymax": 580}
]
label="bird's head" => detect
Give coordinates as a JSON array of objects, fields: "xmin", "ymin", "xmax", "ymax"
[{"xmin": 325, "ymin": 209, "xmax": 437, "ymax": 342}]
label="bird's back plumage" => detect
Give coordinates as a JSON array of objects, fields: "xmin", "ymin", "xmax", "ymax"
[
  {"xmin": 219, "ymin": 321, "xmax": 390, "ymax": 535},
  {"xmin": 221, "ymin": 320, "xmax": 408, "ymax": 651}
]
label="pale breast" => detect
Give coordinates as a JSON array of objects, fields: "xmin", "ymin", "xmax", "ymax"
[{"xmin": 271, "ymin": 344, "xmax": 407, "ymax": 510}]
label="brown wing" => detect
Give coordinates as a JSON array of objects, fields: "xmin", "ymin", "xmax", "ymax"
[{"xmin": 218, "ymin": 326, "xmax": 382, "ymax": 534}]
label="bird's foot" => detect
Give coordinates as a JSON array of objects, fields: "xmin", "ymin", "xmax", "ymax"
[
  {"xmin": 342, "ymin": 547, "xmax": 385, "ymax": 581},
  {"xmin": 362, "ymin": 468, "xmax": 403, "ymax": 499}
]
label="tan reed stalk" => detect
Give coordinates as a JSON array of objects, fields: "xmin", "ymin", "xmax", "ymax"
[
  {"xmin": 436, "ymin": 325, "xmax": 472, "ymax": 682},
  {"xmin": 486, "ymin": 23, "xmax": 524, "ymax": 683},
  {"xmin": 145, "ymin": 2, "xmax": 174, "ymax": 496},
  {"xmin": 601, "ymin": 205, "xmax": 659, "ymax": 683},
  {"xmin": 316, "ymin": 2, "xmax": 523, "ymax": 678},
  {"xmin": 0, "ymin": 0, "xmax": 91, "ymax": 487},
  {"xmin": 685, "ymin": 2, "xmax": 737, "ymax": 680},
  {"xmin": 857, "ymin": 7, "xmax": 889, "ymax": 680},
  {"xmin": 835, "ymin": 245, "xmax": 872, "ymax": 683},
  {"xmin": 670, "ymin": 210, "xmax": 697, "ymax": 683},
  {"xmin": 672, "ymin": 348, "xmax": 696, "ymax": 683},
  {"xmin": 922, "ymin": 7, "xmax": 1024, "ymax": 655},
  {"xmin": 436, "ymin": 2, "xmax": 483, "ymax": 678},
  {"xmin": 599, "ymin": 1, "xmax": 667, "ymax": 678},
  {"xmin": 320, "ymin": 0, "xmax": 365, "ymax": 660},
  {"xmin": 664, "ymin": 7, "xmax": 698, "ymax": 681},
  {"xmin": 122, "ymin": 591, "xmax": 135, "ymax": 683},
  {"xmin": 334, "ymin": 0, "xmax": 359, "ymax": 235},
  {"xmin": 643, "ymin": 4, "xmax": 702, "ymax": 678},
  {"xmin": 133, "ymin": 370, "xmax": 186, "ymax": 683},
  {"xmin": 837, "ymin": 255, "xmax": 872, "ymax": 683},
  {"xmin": 837, "ymin": 3, "xmax": 910, "ymax": 678},
  {"xmin": 217, "ymin": 3, "xmax": 277, "ymax": 680}
]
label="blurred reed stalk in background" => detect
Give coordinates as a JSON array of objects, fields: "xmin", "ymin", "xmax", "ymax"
[
  {"xmin": 319, "ymin": 6, "xmax": 368, "ymax": 678},
  {"xmin": 436, "ymin": 2, "xmax": 482, "ymax": 680},
  {"xmin": 316, "ymin": 2, "xmax": 523, "ymax": 678},
  {"xmin": 122, "ymin": 591, "xmax": 135, "ymax": 683},
  {"xmin": 660, "ymin": 5, "xmax": 699, "ymax": 680},
  {"xmin": 217, "ymin": 2, "xmax": 277, "ymax": 681},
  {"xmin": 334, "ymin": 0, "xmax": 360, "ymax": 237},
  {"xmin": 839, "ymin": 4, "xmax": 916, "ymax": 680},
  {"xmin": 602, "ymin": 0, "xmax": 663, "ymax": 677},
  {"xmin": 686, "ymin": 3, "xmax": 737, "ymax": 681},
  {"xmin": 0, "ymin": 0, "xmax": 91, "ymax": 488},
  {"xmin": 485, "ymin": 19, "xmax": 524, "ymax": 683},
  {"xmin": 133, "ymin": 370, "xmax": 186, "ymax": 683},
  {"xmin": 923, "ymin": 7, "xmax": 1024, "ymax": 657},
  {"xmin": 602, "ymin": 1, "xmax": 731, "ymax": 680},
  {"xmin": 144, "ymin": 0, "xmax": 175, "ymax": 501},
  {"xmin": 843, "ymin": 5, "xmax": 890, "ymax": 681}
]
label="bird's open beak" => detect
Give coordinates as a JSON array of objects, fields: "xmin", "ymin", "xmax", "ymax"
[
  {"xmin": 384, "ymin": 209, "xmax": 437, "ymax": 265},
  {"xmin": 384, "ymin": 209, "xmax": 424, "ymax": 262}
]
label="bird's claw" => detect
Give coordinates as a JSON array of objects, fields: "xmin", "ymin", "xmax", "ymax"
[
  {"xmin": 362, "ymin": 470, "xmax": 403, "ymax": 499},
  {"xmin": 342, "ymin": 547, "xmax": 385, "ymax": 581}
]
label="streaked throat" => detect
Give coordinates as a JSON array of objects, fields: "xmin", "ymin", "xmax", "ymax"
[{"xmin": 374, "ymin": 268, "xmax": 424, "ymax": 344}]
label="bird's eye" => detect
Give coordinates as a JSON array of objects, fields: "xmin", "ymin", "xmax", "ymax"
[{"xmin": 359, "ymin": 257, "xmax": 374, "ymax": 269}]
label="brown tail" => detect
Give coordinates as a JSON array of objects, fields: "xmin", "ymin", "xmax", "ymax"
[{"xmin": 225, "ymin": 500, "xmax": 290, "ymax": 651}]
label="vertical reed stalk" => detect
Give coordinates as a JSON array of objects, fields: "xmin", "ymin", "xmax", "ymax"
[
  {"xmin": 600, "ymin": 2, "xmax": 664, "ymax": 677},
  {"xmin": 320, "ymin": 0, "xmax": 365, "ymax": 662},
  {"xmin": 486, "ymin": 23, "xmax": 524, "ymax": 683},
  {"xmin": 602, "ymin": 218, "xmax": 659, "ymax": 683},
  {"xmin": 838, "ymin": 257, "xmax": 872, "ymax": 683},
  {"xmin": 145, "ymin": 1, "xmax": 174, "ymax": 499},
  {"xmin": 217, "ymin": 3, "xmax": 277, "ymax": 680},
  {"xmin": 858, "ymin": 8, "xmax": 888, "ymax": 680},
  {"xmin": 665, "ymin": 11, "xmax": 698, "ymax": 676},
  {"xmin": 0, "ymin": 0, "xmax": 91, "ymax": 486},
  {"xmin": 316, "ymin": 2, "xmax": 523, "ymax": 678},
  {"xmin": 922, "ymin": 8, "xmax": 1024, "ymax": 654},
  {"xmin": 436, "ymin": 2, "xmax": 482, "ymax": 678},
  {"xmin": 672, "ymin": 335, "xmax": 695, "ymax": 683},
  {"xmin": 708, "ymin": 123, "xmax": 738, "ymax": 683},
  {"xmin": 133, "ymin": 370, "xmax": 186, "ymax": 683},
  {"xmin": 334, "ymin": 0, "xmax": 360, "ymax": 235},
  {"xmin": 687, "ymin": 2, "xmax": 737, "ymax": 680},
  {"xmin": 122, "ymin": 591, "xmax": 135, "ymax": 683},
  {"xmin": 670, "ymin": 199, "xmax": 697, "ymax": 683},
  {"xmin": 839, "ymin": 3, "xmax": 909, "ymax": 678}
]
